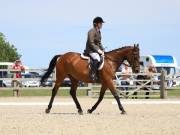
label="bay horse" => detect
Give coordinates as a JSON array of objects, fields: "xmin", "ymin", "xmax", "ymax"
[{"xmin": 41, "ymin": 44, "xmax": 140, "ymax": 115}]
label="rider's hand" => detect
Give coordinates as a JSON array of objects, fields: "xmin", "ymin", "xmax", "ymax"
[
  {"xmin": 101, "ymin": 51, "xmax": 104, "ymax": 56},
  {"xmin": 98, "ymin": 49, "xmax": 104, "ymax": 55}
]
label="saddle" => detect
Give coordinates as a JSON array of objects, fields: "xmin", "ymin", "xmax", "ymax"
[
  {"xmin": 81, "ymin": 53, "xmax": 104, "ymax": 81},
  {"xmin": 80, "ymin": 54, "xmax": 104, "ymax": 70}
]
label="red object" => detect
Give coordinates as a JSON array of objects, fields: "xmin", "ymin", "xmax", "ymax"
[{"xmin": 12, "ymin": 64, "xmax": 25, "ymax": 78}]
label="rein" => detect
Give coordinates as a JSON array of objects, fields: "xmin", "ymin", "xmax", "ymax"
[
  {"xmin": 104, "ymin": 51, "xmax": 137, "ymax": 68},
  {"xmin": 104, "ymin": 55, "xmax": 122, "ymax": 63},
  {"xmin": 105, "ymin": 55, "xmax": 131, "ymax": 67}
]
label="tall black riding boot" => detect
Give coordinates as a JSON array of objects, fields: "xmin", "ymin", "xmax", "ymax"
[{"xmin": 89, "ymin": 60, "xmax": 99, "ymax": 81}]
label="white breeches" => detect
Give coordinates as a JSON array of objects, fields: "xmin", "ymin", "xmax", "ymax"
[{"xmin": 89, "ymin": 52, "xmax": 101, "ymax": 62}]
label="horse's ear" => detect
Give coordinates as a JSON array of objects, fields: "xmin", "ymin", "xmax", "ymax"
[
  {"xmin": 134, "ymin": 44, "xmax": 136, "ymax": 47},
  {"xmin": 137, "ymin": 44, "xmax": 139, "ymax": 48}
]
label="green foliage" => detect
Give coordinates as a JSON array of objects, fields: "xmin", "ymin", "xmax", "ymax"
[{"xmin": 0, "ymin": 32, "xmax": 20, "ymax": 62}]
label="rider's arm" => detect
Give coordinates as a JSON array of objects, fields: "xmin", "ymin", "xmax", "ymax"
[
  {"xmin": 88, "ymin": 30, "xmax": 100, "ymax": 52},
  {"xmin": 99, "ymin": 42, "xmax": 104, "ymax": 51}
]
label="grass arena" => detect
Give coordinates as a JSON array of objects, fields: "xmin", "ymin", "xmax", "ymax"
[{"xmin": 0, "ymin": 97, "xmax": 180, "ymax": 135}]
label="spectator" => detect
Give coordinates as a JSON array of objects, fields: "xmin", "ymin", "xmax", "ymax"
[
  {"xmin": 144, "ymin": 64, "xmax": 157, "ymax": 99},
  {"xmin": 146, "ymin": 64, "xmax": 157, "ymax": 76},
  {"xmin": 12, "ymin": 59, "xmax": 25, "ymax": 87},
  {"xmin": 13, "ymin": 59, "xmax": 25, "ymax": 78},
  {"xmin": 121, "ymin": 61, "xmax": 132, "ymax": 94}
]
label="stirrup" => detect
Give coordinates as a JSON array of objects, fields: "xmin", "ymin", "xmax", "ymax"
[{"xmin": 89, "ymin": 70, "xmax": 98, "ymax": 81}]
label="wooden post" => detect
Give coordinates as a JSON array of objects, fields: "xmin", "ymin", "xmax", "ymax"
[
  {"xmin": 160, "ymin": 70, "xmax": 167, "ymax": 99},
  {"xmin": 87, "ymin": 83, "xmax": 92, "ymax": 97}
]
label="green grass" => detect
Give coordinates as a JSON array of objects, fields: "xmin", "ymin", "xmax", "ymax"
[
  {"xmin": 0, "ymin": 88, "xmax": 180, "ymax": 98},
  {"xmin": 0, "ymin": 88, "xmax": 88, "ymax": 97},
  {"xmin": 167, "ymin": 89, "xmax": 180, "ymax": 97}
]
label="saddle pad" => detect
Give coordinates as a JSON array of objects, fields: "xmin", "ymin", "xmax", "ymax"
[{"xmin": 80, "ymin": 54, "xmax": 104, "ymax": 70}]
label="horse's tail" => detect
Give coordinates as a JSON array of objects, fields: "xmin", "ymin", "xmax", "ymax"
[{"xmin": 40, "ymin": 55, "xmax": 61, "ymax": 85}]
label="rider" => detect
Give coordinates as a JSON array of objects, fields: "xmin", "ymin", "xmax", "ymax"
[{"xmin": 84, "ymin": 16, "xmax": 105, "ymax": 80}]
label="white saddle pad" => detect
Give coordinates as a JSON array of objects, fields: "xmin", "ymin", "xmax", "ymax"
[{"xmin": 80, "ymin": 54, "xmax": 104, "ymax": 70}]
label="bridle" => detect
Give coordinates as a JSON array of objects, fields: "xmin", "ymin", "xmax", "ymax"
[{"xmin": 130, "ymin": 49, "xmax": 139, "ymax": 71}]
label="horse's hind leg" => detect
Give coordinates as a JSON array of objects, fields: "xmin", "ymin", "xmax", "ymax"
[
  {"xmin": 45, "ymin": 76, "xmax": 65, "ymax": 113},
  {"xmin": 87, "ymin": 85, "xmax": 107, "ymax": 114},
  {"xmin": 69, "ymin": 76, "xmax": 83, "ymax": 115}
]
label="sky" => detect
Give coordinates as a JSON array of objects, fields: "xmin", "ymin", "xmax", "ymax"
[{"xmin": 0, "ymin": 0, "xmax": 180, "ymax": 68}]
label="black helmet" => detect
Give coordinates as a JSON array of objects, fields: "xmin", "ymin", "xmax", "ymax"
[{"xmin": 93, "ymin": 17, "xmax": 105, "ymax": 24}]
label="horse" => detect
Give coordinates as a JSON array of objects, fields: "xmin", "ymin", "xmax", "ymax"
[{"xmin": 41, "ymin": 44, "xmax": 140, "ymax": 115}]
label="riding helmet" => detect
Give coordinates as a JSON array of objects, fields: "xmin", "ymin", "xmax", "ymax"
[{"xmin": 93, "ymin": 17, "xmax": 105, "ymax": 24}]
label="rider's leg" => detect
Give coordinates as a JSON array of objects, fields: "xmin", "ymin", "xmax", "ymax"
[
  {"xmin": 89, "ymin": 53, "xmax": 101, "ymax": 80},
  {"xmin": 89, "ymin": 52, "xmax": 101, "ymax": 62}
]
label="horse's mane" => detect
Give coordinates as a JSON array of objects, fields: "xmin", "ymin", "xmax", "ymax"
[{"xmin": 106, "ymin": 46, "xmax": 132, "ymax": 53}]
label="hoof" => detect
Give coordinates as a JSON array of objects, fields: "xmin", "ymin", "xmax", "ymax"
[
  {"xmin": 87, "ymin": 109, "xmax": 92, "ymax": 114},
  {"xmin": 121, "ymin": 110, "xmax": 127, "ymax": 115},
  {"xmin": 45, "ymin": 108, "xmax": 50, "ymax": 114},
  {"xmin": 78, "ymin": 110, "xmax": 83, "ymax": 115}
]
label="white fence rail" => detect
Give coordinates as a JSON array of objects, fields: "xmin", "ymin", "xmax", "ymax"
[
  {"xmin": 90, "ymin": 71, "xmax": 180, "ymax": 99},
  {"xmin": 0, "ymin": 69, "xmax": 180, "ymax": 98},
  {"xmin": 90, "ymin": 72, "xmax": 162, "ymax": 98},
  {"xmin": 0, "ymin": 69, "xmax": 91, "ymax": 96}
]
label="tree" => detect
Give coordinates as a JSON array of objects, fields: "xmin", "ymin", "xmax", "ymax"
[{"xmin": 0, "ymin": 32, "xmax": 20, "ymax": 62}]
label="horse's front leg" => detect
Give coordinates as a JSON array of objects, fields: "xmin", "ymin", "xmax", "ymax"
[
  {"xmin": 108, "ymin": 80, "xmax": 126, "ymax": 114},
  {"xmin": 87, "ymin": 85, "xmax": 107, "ymax": 114}
]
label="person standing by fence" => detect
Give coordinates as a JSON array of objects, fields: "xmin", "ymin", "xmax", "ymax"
[
  {"xmin": 120, "ymin": 61, "xmax": 132, "ymax": 95},
  {"xmin": 12, "ymin": 59, "xmax": 25, "ymax": 79},
  {"xmin": 12, "ymin": 59, "xmax": 25, "ymax": 96},
  {"xmin": 144, "ymin": 64, "xmax": 157, "ymax": 98}
]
